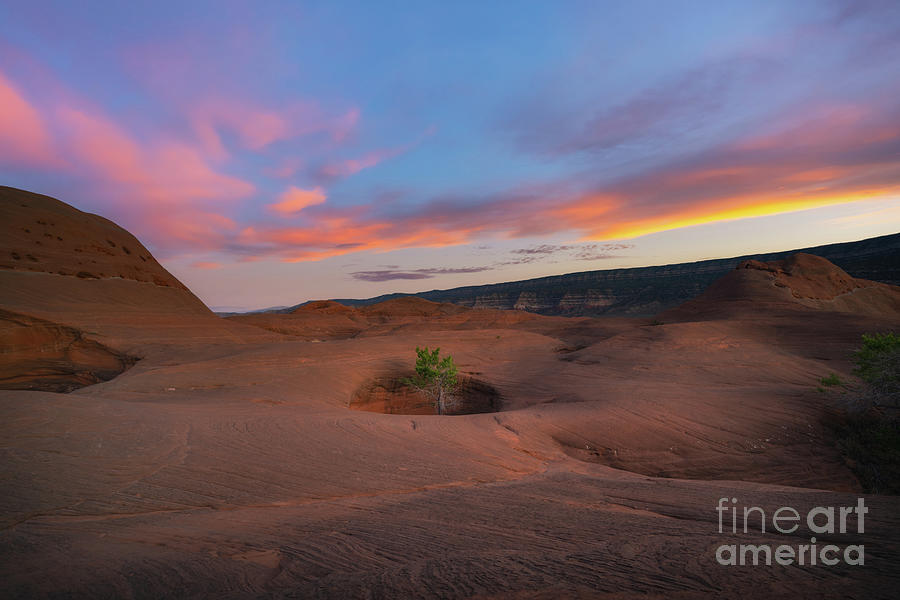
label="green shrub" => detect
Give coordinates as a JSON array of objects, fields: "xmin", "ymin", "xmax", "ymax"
[
  {"xmin": 820, "ymin": 373, "xmax": 842, "ymax": 387},
  {"xmin": 830, "ymin": 331, "xmax": 900, "ymax": 494},
  {"xmin": 853, "ymin": 332, "xmax": 899, "ymax": 406},
  {"xmin": 402, "ymin": 346, "xmax": 459, "ymax": 415}
]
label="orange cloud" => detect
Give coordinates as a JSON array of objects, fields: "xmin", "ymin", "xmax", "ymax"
[
  {"xmin": 145, "ymin": 210, "xmax": 239, "ymax": 250},
  {"xmin": 240, "ymin": 98, "xmax": 900, "ymax": 263},
  {"xmin": 268, "ymin": 186, "xmax": 327, "ymax": 216},
  {"xmin": 191, "ymin": 261, "xmax": 222, "ymax": 269},
  {"xmin": 4, "ymin": 45, "xmax": 898, "ymax": 268},
  {"xmin": 550, "ymin": 194, "xmax": 617, "ymax": 223},
  {"xmin": 781, "ymin": 167, "xmax": 849, "ymax": 184},
  {"xmin": 237, "ymin": 215, "xmax": 476, "ymax": 262},
  {"xmin": 563, "ymin": 164, "xmax": 900, "ymax": 243},
  {"xmin": 583, "ymin": 188, "xmax": 897, "ymax": 241}
]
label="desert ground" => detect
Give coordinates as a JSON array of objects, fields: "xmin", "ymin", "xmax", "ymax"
[{"xmin": 2, "ymin": 187, "xmax": 899, "ymax": 599}]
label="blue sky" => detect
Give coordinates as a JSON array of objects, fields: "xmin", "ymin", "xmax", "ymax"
[{"xmin": 1, "ymin": 0, "xmax": 898, "ymax": 310}]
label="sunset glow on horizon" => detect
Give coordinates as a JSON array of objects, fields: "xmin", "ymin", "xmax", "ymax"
[{"xmin": 1, "ymin": 1, "xmax": 899, "ymax": 310}]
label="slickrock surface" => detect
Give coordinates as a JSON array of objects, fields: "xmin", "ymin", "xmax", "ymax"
[{"xmin": 2, "ymin": 187, "xmax": 899, "ymax": 598}]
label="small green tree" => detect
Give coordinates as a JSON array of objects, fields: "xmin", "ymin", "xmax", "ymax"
[{"xmin": 402, "ymin": 346, "xmax": 459, "ymax": 415}]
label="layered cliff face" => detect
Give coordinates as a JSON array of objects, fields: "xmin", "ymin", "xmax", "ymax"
[{"xmin": 306, "ymin": 232, "xmax": 899, "ymax": 317}]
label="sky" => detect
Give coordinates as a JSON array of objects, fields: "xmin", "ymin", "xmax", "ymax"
[{"xmin": 1, "ymin": 0, "xmax": 899, "ymax": 311}]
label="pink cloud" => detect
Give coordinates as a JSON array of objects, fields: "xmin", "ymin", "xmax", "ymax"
[
  {"xmin": 319, "ymin": 147, "xmax": 403, "ymax": 179},
  {"xmin": 315, "ymin": 125, "xmax": 435, "ymax": 181},
  {"xmin": 150, "ymin": 141, "xmax": 255, "ymax": 202},
  {"xmin": 55, "ymin": 104, "xmax": 255, "ymax": 208},
  {"xmin": 190, "ymin": 99, "xmax": 361, "ymax": 159},
  {"xmin": 141, "ymin": 209, "xmax": 239, "ymax": 252},
  {"xmin": 5, "ymin": 34, "xmax": 898, "ymax": 270},
  {"xmin": 265, "ymin": 156, "xmax": 304, "ymax": 178},
  {"xmin": 56, "ymin": 106, "xmax": 147, "ymax": 184},
  {"xmin": 330, "ymin": 107, "xmax": 360, "ymax": 142},
  {"xmin": 0, "ymin": 71, "xmax": 60, "ymax": 167},
  {"xmin": 122, "ymin": 38, "xmax": 363, "ymax": 156},
  {"xmin": 268, "ymin": 186, "xmax": 327, "ymax": 216},
  {"xmin": 0, "ymin": 65, "xmax": 255, "ymax": 255},
  {"xmin": 191, "ymin": 100, "xmax": 291, "ymax": 158},
  {"xmin": 232, "ymin": 96, "xmax": 900, "ymax": 263}
]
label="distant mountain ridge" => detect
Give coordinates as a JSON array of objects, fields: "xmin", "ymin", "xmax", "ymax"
[{"xmin": 269, "ymin": 232, "xmax": 899, "ymax": 317}]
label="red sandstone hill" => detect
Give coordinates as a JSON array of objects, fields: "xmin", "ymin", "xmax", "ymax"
[
  {"xmin": 0, "ymin": 186, "xmax": 187, "ymax": 290},
  {"xmin": 664, "ymin": 252, "xmax": 900, "ymax": 320},
  {"xmin": 0, "ymin": 187, "xmax": 278, "ymax": 390},
  {"xmin": 291, "ymin": 300, "xmax": 357, "ymax": 315},
  {"xmin": 358, "ymin": 296, "xmax": 468, "ymax": 318},
  {"xmin": 228, "ymin": 295, "xmax": 545, "ymax": 340}
]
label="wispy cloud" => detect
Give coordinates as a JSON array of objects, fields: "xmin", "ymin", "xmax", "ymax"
[
  {"xmin": 350, "ymin": 266, "xmax": 493, "ymax": 282},
  {"xmin": 311, "ymin": 126, "xmax": 435, "ymax": 183},
  {"xmin": 511, "ymin": 244, "xmax": 574, "ymax": 256},
  {"xmin": 190, "ymin": 99, "xmax": 360, "ymax": 160},
  {"xmin": 348, "ymin": 242, "xmax": 632, "ymax": 282},
  {"xmin": 191, "ymin": 261, "xmax": 222, "ymax": 269},
  {"xmin": 504, "ymin": 57, "xmax": 768, "ymax": 159},
  {"xmin": 499, "ymin": 243, "xmax": 632, "ymax": 265},
  {"xmin": 0, "ymin": 71, "xmax": 61, "ymax": 168}
]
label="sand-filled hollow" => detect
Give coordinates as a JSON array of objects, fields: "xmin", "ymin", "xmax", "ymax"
[{"xmin": 350, "ymin": 373, "xmax": 502, "ymax": 415}]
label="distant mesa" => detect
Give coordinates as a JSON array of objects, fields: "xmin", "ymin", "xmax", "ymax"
[
  {"xmin": 220, "ymin": 232, "xmax": 900, "ymax": 357},
  {"xmin": 270, "ymin": 232, "xmax": 899, "ymax": 318}
]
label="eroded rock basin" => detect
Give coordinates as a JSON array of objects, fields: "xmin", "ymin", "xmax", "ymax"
[
  {"xmin": 349, "ymin": 373, "xmax": 501, "ymax": 415},
  {"xmin": 0, "ymin": 308, "xmax": 136, "ymax": 392}
]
